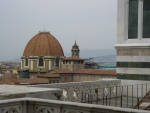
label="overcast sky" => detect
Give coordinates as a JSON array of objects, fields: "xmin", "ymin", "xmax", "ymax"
[{"xmin": 0, "ymin": 0, "xmax": 117, "ymax": 61}]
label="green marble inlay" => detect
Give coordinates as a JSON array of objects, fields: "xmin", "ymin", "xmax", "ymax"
[
  {"xmin": 117, "ymin": 74, "xmax": 150, "ymax": 81},
  {"xmin": 117, "ymin": 62, "xmax": 150, "ymax": 68}
]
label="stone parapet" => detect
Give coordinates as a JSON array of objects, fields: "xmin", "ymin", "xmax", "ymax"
[
  {"xmin": 0, "ymin": 85, "xmax": 62, "ymax": 100},
  {"xmin": 0, "ymin": 97, "xmax": 149, "ymax": 113},
  {"xmin": 29, "ymin": 79, "xmax": 121, "ymax": 102}
]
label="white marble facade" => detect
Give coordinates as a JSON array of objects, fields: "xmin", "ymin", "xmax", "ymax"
[{"xmin": 115, "ymin": 0, "xmax": 150, "ymax": 80}]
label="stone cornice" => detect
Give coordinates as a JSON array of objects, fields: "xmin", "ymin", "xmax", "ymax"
[{"xmin": 114, "ymin": 43, "xmax": 150, "ymax": 49}]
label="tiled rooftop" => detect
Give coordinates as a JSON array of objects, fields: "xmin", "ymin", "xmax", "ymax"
[
  {"xmin": 38, "ymin": 73, "xmax": 61, "ymax": 78},
  {"xmin": 53, "ymin": 68, "xmax": 72, "ymax": 73},
  {"xmin": 74, "ymin": 69, "xmax": 116, "ymax": 76},
  {"xmin": 52, "ymin": 68, "xmax": 116, "ymax": 76},
  {"xmin": 14, "ymin": 78, "xmax": 48, "ymax": 85}
]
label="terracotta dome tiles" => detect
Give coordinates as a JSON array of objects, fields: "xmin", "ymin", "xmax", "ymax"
[{"xmin": 23, "ymin": 32, "xmax": 64, "ymax": 57}]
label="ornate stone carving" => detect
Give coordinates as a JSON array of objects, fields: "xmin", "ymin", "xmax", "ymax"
[
  {"xmin": 36, "ymin": 106, "xmax": 54, "ymax": 113},
  {"xmin": 53, "ymin": 91, "xmax": 62, "ymax": 100},
  {"xmin": 73, "ymin": 87, "xmax": 80, "ymax": 100},
  {"xmin": 104, "ymin": 87, "xmax": 109, "ymax": 96},
  {"xmin": 62, "ymin": 89, "xmax": 68, "ymax": 100},
  {"xmin": 38, "ymin": 108, "xmax": 51, "ymax": 113},
  {"xmin": 64, "ymin": 110, "xmax": 78, "ymax": 113},
  {"xmin": 6, "ymin": 108, "xmax": 18, "ymax": 113},
  {"xmin": 112, "ymin": 87, "xmax": 117, "ymax": 95},
  {"xmin": 117, "ymin": 48, "xmax": 150, "ymax": 56},
  {"xmin": 85, "ymin": 86, "xmax": 90, "ymax": 93}
]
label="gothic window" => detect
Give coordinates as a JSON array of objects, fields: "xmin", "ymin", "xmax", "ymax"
[
  {"xmin": 39, "ymin": 57, "xmax": 44, "ymax": 66},
  {"xmin": 128, "ymin": 0, "xmax": 150, "ymax": 39},
  {"xmin": 25, "ymin": 57, "xmax": 28, "ymax": 66},
  {"xmin": 128, "ymin": 0, "xmax": 138, "ymax": 39}
]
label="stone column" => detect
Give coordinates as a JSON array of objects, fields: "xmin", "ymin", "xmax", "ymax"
[
  {"xmin": 21, "ymin": 60, "xmax": 23, "ymax": 70},
  {"xmin": 49, "ymin": 59, "xmax": 52, "ymax": 70},
  {"xmin": 31, "ymin": 60, "xmax": 33, "ymax": 70}
]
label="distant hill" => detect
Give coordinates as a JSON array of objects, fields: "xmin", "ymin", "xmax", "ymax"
[
  {"xmin": 92, "ymin": 55, "xmax": 116, "ymax": 62},
  {"xmin": 65, "ymin": 49, "xmax": 116, "ymax": 58}
]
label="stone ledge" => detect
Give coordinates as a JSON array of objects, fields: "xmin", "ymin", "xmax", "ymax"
[{"xmin": 0, "ymin": 97, "xmax": 149, "ymax": 113}]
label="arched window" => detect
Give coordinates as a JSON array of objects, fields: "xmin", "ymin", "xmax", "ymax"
[
  {"xmin": 25, "ymin": 57, "xmax": 28, "ymax": 66},
  {"xmin": 39, "ymin": 57, "xmax": 44, "ymax": 66},
  {"xmin": 55, "ymin": 57, "xmax": 59, "ymax": 67}
]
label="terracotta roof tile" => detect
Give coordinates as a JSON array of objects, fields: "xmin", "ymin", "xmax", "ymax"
[
  {"xmin": 53, "ymin": 68, "xmax": 72, "ymax": 73},
  {"xmin": 0, "ymin": 81, "xmax": 15, "ymax": 85},
  {"xmin": 2, "ymin": 74, "xmax": 19, "ymax": 80},
  {"xmin": 37, "ymin": 73, "xmax": 60, "ymax": 78},
  {"xmin": 23, "ymin": 32, "xmax": 64, "ymax": 56},
  {"xmin": 0, "ymin": 74, "xmax": 19, "ymax": 85},
  {"xmin": 14, "ymin": 78, "xmax": 48, "ymax": 85},
  {"xmin": 74, "ymin": 69, "xmax": 116, "ymax": 76}
]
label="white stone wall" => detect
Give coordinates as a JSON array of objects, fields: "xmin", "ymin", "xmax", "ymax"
[{"xmin": 116, "ymin": 0, "xmax": 150, "ymax": 44}]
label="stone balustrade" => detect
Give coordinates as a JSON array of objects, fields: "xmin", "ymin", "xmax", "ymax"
[
  {"xmin": 30, "ymin": 79, "xmax": 121, "ymax": 102},
  {"xmin": 0, "ymin": 97, "xmax": 149, "ymax": 113}
]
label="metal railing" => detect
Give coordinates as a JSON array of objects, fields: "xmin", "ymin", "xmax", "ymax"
[{"xmin": 81, "ymin": 83, "xmax": 150, "ymax": 109}]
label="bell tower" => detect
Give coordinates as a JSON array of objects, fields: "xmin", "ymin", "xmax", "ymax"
[{"xmin": 71, "ymin": 41, "xmax": 80, "ymax": 58}]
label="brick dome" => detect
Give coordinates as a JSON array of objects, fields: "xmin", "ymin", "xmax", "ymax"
[{"xmin": 23, "ymin": 31, "xmax": 64, "ymax": 56}]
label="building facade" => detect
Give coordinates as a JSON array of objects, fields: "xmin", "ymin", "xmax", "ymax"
[
  {"xmin": 36, "ymin": 41, "xmax": 116, "ymax": 83},
  {"xmin": 115, "ymin": 0, "xmax": 150, "ymax": 80},
  {"xmin": 61, "ymin": 57, "xmax": 84, "ymax": 71},
  {"xmin": 21, "ymin": 31, "xmax": 64, "ymax": 76},
  {"xmin": 61, "ymin": 41, "xmax": 84, "ymax": 71}
]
